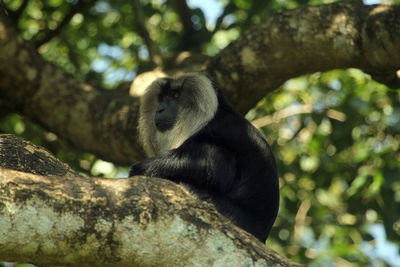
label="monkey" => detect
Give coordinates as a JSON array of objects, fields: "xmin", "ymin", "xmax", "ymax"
[{"xmin": 129, "ymin": 72, "xmax": 279, "ymax": 242}]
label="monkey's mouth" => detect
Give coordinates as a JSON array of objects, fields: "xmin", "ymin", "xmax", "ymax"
[{"xmin": 155, "ymin": 118, "xmax": 175, "ymax": 132}]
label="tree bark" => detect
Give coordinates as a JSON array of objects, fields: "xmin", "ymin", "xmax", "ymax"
[
  {"xmin": 0, "ymin": 135, "xmax": 302, "ymax": 267},
  {"xmin": 207, "ymin": 2, "xmax": 400, "ymax": 113},
  {"xmin": 0, "ymin": 8, "xmax": 144, "ymax": 164},
  {"xmin": 0, "ymin": 134, "xmax": 79, "ymax": 177},
  {"xmin": 0, "ymin": 3, "xmax": 399, "ymax": 163}
]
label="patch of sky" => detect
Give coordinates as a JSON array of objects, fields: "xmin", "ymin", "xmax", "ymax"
[
  {"xmin": 93, "ymin": 1, "xmax": 111, "ymax": 13},
  {"xmin": 328, "ymin": 78, "xmax": 341, "ymax": 91},
  {"xmin": 187, "ymin": 0, "xmax": 223, "ymax": 30},
  {"xmin": 116, "ymin": 169, "xmax": 129, "ymax": 178},
  {"xmin": 92, "ymin": 43, "xmax": 135, "ymax": 84},
  {"xmin": 299, "ymin": 226, "xmax": 315, "ymax": 248},
  {"xmin": 138, "ymin": 46, "xmax": 149, "ymax": 60},
  {"xmin": 104, "ymin": 68, "xmax": 135, "ymax": 85},
  {"xmin": 313, "ymin": 99, "xmax": 325, "ymax": 113},
  {"xmin": 388, "ymin": 110, "xmax": 400, "ymax": 127},
  {"xmin": 91, "ymin": 58, "xmax": 109, "ymax": 73},
  {"xmin": 363, "ymin": 0, "xmax": 382, "ymax": 5},
  {"xmin": 222, "ymin": 14, "xmax": 236, "ymax": 27},
  {"xmin": 325, "ymin": 95, "xmax": 340, "ymax": 107},
  {"xmin": 361, "ymin": 224, "xmax": 400, "ymax": 267},
  {"xmin": 98, "ymin": 43, "xmax": 124, "ymax": 60},
  {"xmin": 124, "ymin": 70, "xmax": 136, "ymax": 81}
]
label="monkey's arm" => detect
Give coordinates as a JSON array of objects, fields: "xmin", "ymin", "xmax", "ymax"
[{"xmin": 129, "ymin": 142, "xmax": 236, "ymax": 192}]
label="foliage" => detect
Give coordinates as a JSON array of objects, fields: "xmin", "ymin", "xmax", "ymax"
[
  {"xmin": 0, "ymin": 0, "xmax": 399, "ymax": 266},
  {"xmin": 251, "ymin": 70, "xmax": 400, "ymax": 266}
]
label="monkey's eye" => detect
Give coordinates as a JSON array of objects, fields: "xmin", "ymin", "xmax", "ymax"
[{"xmin": 171, "ymin": 91, "xmax": 180, "ymax": 99}]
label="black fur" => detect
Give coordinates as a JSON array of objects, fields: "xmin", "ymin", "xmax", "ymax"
[{"xmin": 130, "ymin": 82, "xmax": 279, "ymax": 242}]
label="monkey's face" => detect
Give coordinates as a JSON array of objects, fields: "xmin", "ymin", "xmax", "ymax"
[
  {"xmin": 154, "ymin": 78, "xmax": 180, "ymax": 132},
  {"xmin": 138, "ymin": 73, "xmax": 218, "ymax": 156}
]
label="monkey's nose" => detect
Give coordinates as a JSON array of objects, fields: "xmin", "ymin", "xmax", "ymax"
[{"xmin": 157, "ymin": 102, "xmax": 166, "ymax": 114}]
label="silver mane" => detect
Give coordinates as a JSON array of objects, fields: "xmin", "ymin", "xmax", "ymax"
[{"xmin": 138, "ymin": 72, "xmax": 218, "ymax": 156}]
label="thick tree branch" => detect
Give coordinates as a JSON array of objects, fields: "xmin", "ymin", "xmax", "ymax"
[
  {"xmin": 0, "ymin": 134, "xmax": 79, "ymax": 177},
  {"xmin": 0, "ymin": 135, "xmax": 302, "ymax": 266},
  {"xmin": 0, "ymin": 9, "xmax": 144, "ymax": 164},
  {"xmin": 207, "ymin": 2, "xmax": 400, "ymax": 113},
  {"xmin": 0, "ymin": 169, "xmax": 303, "ymax": 266}
]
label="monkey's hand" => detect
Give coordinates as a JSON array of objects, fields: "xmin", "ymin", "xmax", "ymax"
[
  {"xmin": 128, "ymin": 163, "xmax": 146, "ymax": 177},
  {"xmin": 129, "ymin": 157, "xmax": 166, "ymax": 177}
]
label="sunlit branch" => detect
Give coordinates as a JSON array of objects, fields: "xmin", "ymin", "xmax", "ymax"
[{"xmin": 251, "ymin": 104, "xmax": 346, "ymax": 128}]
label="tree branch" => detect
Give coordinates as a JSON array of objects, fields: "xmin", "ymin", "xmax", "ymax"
[
  {"xmin": 0, "ymin": 135, "xmax": 302, "ymax": 267},
  {"xmin": 251, "ymin": 104, "xmax": 346, "ymax": 128},
  {"xmin": 0, "ymin": 134, "xmax": 79, "ymax": 177},
  {"xmin": 175, "ymin": 0, "xmax": 195, "ymax": 36},
  {"xmin": 0, "ymin": 169, "xmax": 303, "ymax": 266},
  {"xmin": 0, "ymin": 1, "xmax": 11, "ymax": 17},
  {"xmin": 60, "ymin": 34, "xmax": 82, "ymax": 72},
  {"xmin": 132, "ymin": 0, "xmax": 162, "ymax": 66},
  {"xmin": 0, "ymin": 9, "xmax": 144, "ymax": 164},
  {"xmin": 3, "ymin": 0, "xmax": 29, "ymax": 23},
  {"xmin": 13, "ymin": 0, "xmax": 29, "ymax": 20},
  {"xmin": 207, "ymin": 2, "xmax": 400, "ymax": 113},
  {"xmin": 251, "ymin": 104, "xmax": 313, "ymax": 128}
]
